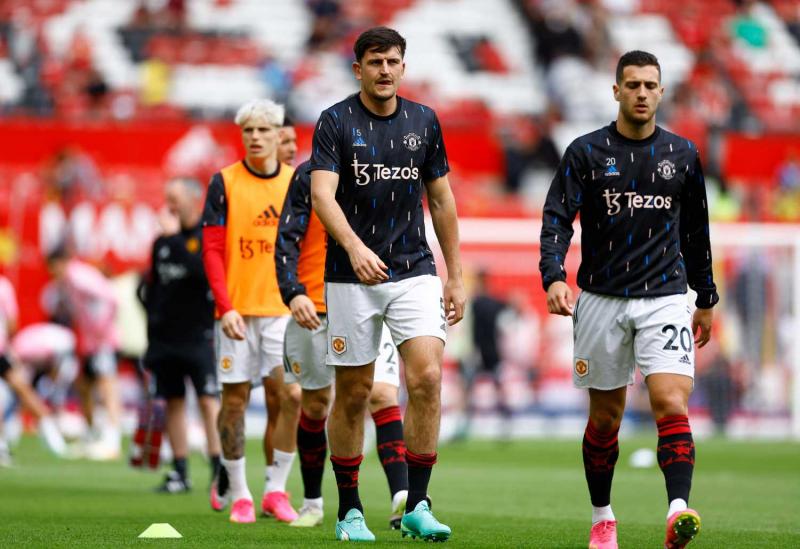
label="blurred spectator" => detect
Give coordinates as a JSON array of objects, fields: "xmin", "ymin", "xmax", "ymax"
[
  {"xmin": 7, "ymin": 7, "xmax": 52, "ymax": 114},
  {"xmin": 732, "ymin": 251, "xmax": 768, "ymax": 369},
  {"xmin": 523, "ymin": 1, "xmax": 587, "ymax": 67},
  {"xmin": 499, "ymin": 115, "xmax": 560, "ymax": 194},
  {"xmin": 85, "ymin": 69, "xmax": 110, "ymax": 116},
  {"xmin": 260, "ymin": 51, "xmax": 293, "ymax": 104},
  {"xmin": 45, "ymin": 246, "xmax": 122, "ymax": 461},
  {"xmin": 306, "ymin": 0, "xmax": 342, "ymax": 51},
  {"xmin": 140, "ymin": 55, "xmax": 171, "ymax": 106},
  {"xmin": 43, "ymin": 147, "xmax": 104, "ymax": 209},
  {"xmin": 696, "ymin": 337, "xmax": 738, "ymax": 436},
  {"xmin": 458, "ymin": 270, "xmax": 511, "ymax": 439},
  {"xmin": 776, "ymin": 149, "xmax": 800, "ymax": 191},
  {"xmin": 449, "ymin": 35, "xmax": 509, "ymax": 74},
  {"xmin": 730, "ymin": 0, "xmax": 768, "ymax": 48},
  {"xmin": 778, "ymin": 1, "xmax": 800, "ymax": 46}
]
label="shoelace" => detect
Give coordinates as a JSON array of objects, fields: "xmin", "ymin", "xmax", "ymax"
[
  {"xmin": 346, "ymin": 515, "xmax": 366, "ymax": 530},
  {"xmin": 594, "ymin": 522, "xmax": 614, "ymax": 542}
]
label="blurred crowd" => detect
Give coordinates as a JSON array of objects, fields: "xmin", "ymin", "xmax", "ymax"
[{"xmin": 2, "ymin": 1, "xmax": 800, "ymax": 217}]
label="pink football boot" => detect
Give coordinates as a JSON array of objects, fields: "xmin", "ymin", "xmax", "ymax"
[
  {"xmin": 589, "ymin": 520, "xmax": 618, "ymax": 549},
  {"xmin": 261, "ymin": 491, "xmax": 299, "ymax": 522},
  {"xmin": 229, "ymin": 498, "xmax": 256, "ymax": 524}
]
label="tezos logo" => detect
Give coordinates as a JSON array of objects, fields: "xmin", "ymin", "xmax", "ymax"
[
  {"xmin": 403, "ymin": 132, "xmax": 422, "ymax": 151},
  {"xmin": 657, "ymin": 159, "xmax": 676, "ymax": 180},
  {"xmin": 351, "ymin": 154, "xmax": 420, "ymax": 186},
  {"xmin": 603, "ymin": 189, "xmax": 672, "ymax": 215}
]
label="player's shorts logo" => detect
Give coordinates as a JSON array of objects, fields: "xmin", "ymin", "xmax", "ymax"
[
  {"xmin": 291, "ymin": 361, "xmax": 301, "ymax": 375},
  {"xmin": 403, "ymin": 132, "xmax": 422, "ymax": 151},
  {"xmin": 331, "ymin": 336, "xmax": 347, "ymax": 354},
  {"xmin": 575, "ymin": 358, "xmax": 589, "ymax": 377},
  {"xmin": 657, "ymin": 159, "xmax": 676, "ymax": 180},
  {"xmin": 220, "ymin": 356, "xmax": 233, "ymax": 372},
  {"xmin": 185, "ymin": 237, "xmax": 200, "ymax": 254}
]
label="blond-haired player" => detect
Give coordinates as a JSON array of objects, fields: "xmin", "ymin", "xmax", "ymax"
[{"xmin": 202, "ymin": 99, "xmax": 300, "ymax": 524}]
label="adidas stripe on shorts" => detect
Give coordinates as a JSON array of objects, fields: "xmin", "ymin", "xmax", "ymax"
[{"xmin": 572, "ymin": 291, "xmax": 695, "ymax": 390}]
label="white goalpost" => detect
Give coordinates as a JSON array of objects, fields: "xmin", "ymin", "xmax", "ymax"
[{"xmin": 441, "ymin": 218, "xmax": 800, "ymax": 440}]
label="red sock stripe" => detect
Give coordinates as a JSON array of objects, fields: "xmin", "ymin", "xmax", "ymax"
[
  {"xmin": 406, "ymin": 450, "xmax": 437, "ymax": 468},
  {"xmin": 584, "ymin": 420, "xmax": 619, "ymax": 448},
  {"xmin": 372, "ymin": 405, "xmax": 402, "ymax": 427},
  {"xmin": 299, "ymin": 411, "xmax": 327, "ymax": 433},
  {"xmin": 330, "ymin": 454, "xmax": 363, "ymax": 468},
  {"xmin": 656, "ymin": 415, "xmax": 692, "ymax": 437}
]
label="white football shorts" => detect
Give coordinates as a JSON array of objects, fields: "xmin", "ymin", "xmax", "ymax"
[
  {"xmin": 215, "ymin": 315, "xmax": 290, "ymax": 385},
  {"xmin": 283, "ymin": 317, "xmax": 400, "ymax": 389},
  {"xmin": 572, "ymin": 291, "xmax": 695, "ymax": 390},
  {"xmin": 325, "ymin": 275, "xmax": 446, "ymax": 367}
]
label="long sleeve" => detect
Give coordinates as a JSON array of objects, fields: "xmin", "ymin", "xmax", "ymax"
[
  {"xmin": 201, "ymin": 173, "xmax": 233, "ymax": 315},
  {"xmin": 680, "ymin": 152, "xmax": 719, "ymax": 309},
  {"xmin": 275, "ymin": 167, "xmax": 312, "ymax": 307},
  {"xmin": 539, "ymin": 146, "xmax": 585, "ymax": 290}
]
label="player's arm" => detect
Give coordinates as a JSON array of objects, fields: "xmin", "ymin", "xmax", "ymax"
[
  {"xmin": 421, "ymin": 112, "xmax": 465, "ymax": 324},
  {"xmin": 308, "ymin": 110, "xmax": 387, "ymax": 285},
  {"xmin": 201, "ymin": 173, "xmax": 245, "ymax": 340},
  {"xmin": 276, "ymin": 170, "xmax": 321, "ymax": 330},
  {"xmin": 539, "ymin": 145, "xmax": 585, "ymax": 316},
  {"xmin": 138, "ymin": 237, "xmax": 163, "ymax": 311},
  {"xmin": 425, "ymin": 175, "xmax": 466, "ymax": 325},
  {"xmin": 680, "ymin": 150, "xmax": 719, "ymax": 348}
]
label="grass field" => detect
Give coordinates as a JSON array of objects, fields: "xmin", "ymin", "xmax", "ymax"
[{"xmin": 0, "ymin": 435, "xmax": 798, "ymax": 548}]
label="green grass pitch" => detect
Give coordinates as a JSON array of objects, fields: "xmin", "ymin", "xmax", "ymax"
[{"xmin": 0, "ymin": 435, "xmax": 798, "ymax": 547}]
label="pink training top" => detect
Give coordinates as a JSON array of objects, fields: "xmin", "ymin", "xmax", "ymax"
[
  {"xmin": 63, "ymin": 259, "xmax": 118, "ymax": 356},
  {"xmin": 0, "ymin": 275, "xmax": 19, "ymax": 354},
  {"xmin": 12, "ymin": 322, "xmax": 76, "ymax": 363}
]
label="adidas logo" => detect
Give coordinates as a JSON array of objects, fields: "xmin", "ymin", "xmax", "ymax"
[
  {"xmin": 679, "ymin": 354, "xmax": 691, "ymax": 365},
  {"xmin": 253, "ymin": 205, "xmax": 280, "ymax": 226}
]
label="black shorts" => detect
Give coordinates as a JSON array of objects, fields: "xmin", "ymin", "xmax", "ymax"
[
  {"xmin": 82, "ymin": 348, "xmax": 117, "ymax": 380},
  {"xmin": 145, "ymin": 342, "xmax": 217, "ymax": 399},
  {"xmin": 0, "ymin": 354, "xmax": 11, "ymax": 378}
]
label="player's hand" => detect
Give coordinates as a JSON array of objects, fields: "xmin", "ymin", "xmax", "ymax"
[
  {"xmin": 546, "ymin": 281, "xmax": 574, "ymax": 316},
  {"xmin": 443, "ymin": 278, "xmax": 466, "ymax": 325},
  {"xmin": 289, "ymin": 294, "xmax": 321, "ymax": 330},
  {"xmin": 157, "ymin": 206, "xmax": 180, "ymax": 236},
  {"xmin": 347, "ymin": 242, "xmax": 389, "ymax": 285},
  {"xmin": 221, "ymin": 310, "xmax": 246, "ymax": 340},
  {"xmin": 692, "ymin": 307, "xmax": 713, "ymax": 348}
]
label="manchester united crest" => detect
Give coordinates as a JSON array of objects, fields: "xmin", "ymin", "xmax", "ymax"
[
  {"xmin": 292, "ymin": 361, "xmax": 301, "ymax": 375},
  {"xmin": 185, "ymin": 237, "xmax": 200, "ymax": 254},
  {"xmin": 403, "ymin": 132, "xmax": 422, "ymax": 151},
  {"xmin": 331, "ymin": 336, "xmax": 347, "ymax": 354},
  {"xmin": 575, "ymin": 358, "xmax": 589, "ymax": 377},
  {"xmin": 657, "ymin": 159, "xmax": 676, "ymax": 180},
  {"xmin": 221, "ymin": 356, "xmax": 233, "ymax": 372}
]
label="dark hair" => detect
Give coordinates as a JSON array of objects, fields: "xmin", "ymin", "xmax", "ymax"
[
  {"xmin": 616, "ymin": 50, "xmax": 661, "ymax": 83},
  {"xmin": 46, "ymin": 242, "xmax": 70, "ymax": 263},
  {"xmin": 353, "ymin": 26, "xmax": 406, "ymax": 62},
  {"xmin": 282, "ymin": 113, "xmax": 294, "ymax": 128}
]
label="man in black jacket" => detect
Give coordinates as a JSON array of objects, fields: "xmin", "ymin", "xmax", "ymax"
[{"xmin": 142, "ymin": 177, "xmax": 223, "ymax": 500}]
